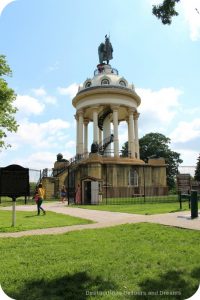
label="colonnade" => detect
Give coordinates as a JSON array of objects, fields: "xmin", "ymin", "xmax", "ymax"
[{"xmin": 75, "ymin": 106, "xmax": 140, "ymax": 159}]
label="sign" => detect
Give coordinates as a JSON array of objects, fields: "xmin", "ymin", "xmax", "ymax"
[
  {"xmin": 177, "ymin": 174, "xmax": 191, "ymax": 193},
  {"xmin": 0, "ymin": 164, "xmax": 30, "ymax": 198}
]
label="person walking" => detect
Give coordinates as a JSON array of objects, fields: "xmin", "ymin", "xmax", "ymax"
[
  {"xmin": 60, "ymin": 185, "xmax": 67, "ymax": 204},
  {"xmin": 37, "ymin": 183, "xmax": 46, "ymax": 215},
  {"xmin": 75, "ymin": 183, "xmax": 81, "ymax": 205}
]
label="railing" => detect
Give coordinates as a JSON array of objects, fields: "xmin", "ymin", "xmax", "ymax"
[
  {"xmin": 98, "ymin": 108, "xmax": 112, "ymax": 130},
  {"xmin": 68, "ymin": 152, "xmax": 89, "ymax": 164},
  {"xmin": 41, "ymin": 168, "xmax": 53, "ymax": 178},
  {"xmin": 94, "ymin": 67, "xmax": 119, "ymax": 76},
  {"xmin": 40, "ymin": 149, "xmax": 134, "ymax": 181},
  {"xmin": 98, "ymin": 135, "xmax": 114, "ymax": 155}
]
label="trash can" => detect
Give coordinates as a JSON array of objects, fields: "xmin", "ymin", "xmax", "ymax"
[{"xmin": 191, "ymin": 190, "xmax": 198, "ymax": 219}]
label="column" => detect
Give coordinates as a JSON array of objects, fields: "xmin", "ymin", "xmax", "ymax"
[
  {"xmin": 84, "ymin": 118, "xmax": 89, "ymax": 155},
  {"xmin": 126, "ymin": 117, "xmax": 130, "ymax": 157},
  {"xmin": 78, "ymin": 109, "xmax": 84, "ymax": 155},
  {"xmin": 75, "ymin": 114, "xmax": 79, "ymax": 155},
  {"xmin": 103, "ymin": 115, "xmax": 111, "ymax": 156},
  {"xmin": 134, "ymin": 112, "xmax": 140, "ymax": 159},
  {"xmin": 99, "ymin": 128, "xmax": 102, "ymax": 145},
  {"xmin": 128, "ymin": 108, "xmax": 135, "ymax": 158},
  {"xmin": 93, "ymin": 107, "xmax": 99, "ymax": 144},
  {"xmin": 112, "ymin": 106, "xmax": 119, "ymax": 157}
]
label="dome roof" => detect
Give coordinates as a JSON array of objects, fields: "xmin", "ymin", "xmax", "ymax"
[{"xmin": 78, "ymin": 64, "xmax": 135, "ymax": 93}]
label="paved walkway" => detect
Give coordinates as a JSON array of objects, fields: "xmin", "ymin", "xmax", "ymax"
[{"xmin": 0, "ymin": 202, "xmax": 199, "ymax": 238}]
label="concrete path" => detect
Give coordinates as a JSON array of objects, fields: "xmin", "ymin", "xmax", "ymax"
[{"xmin": 0, "ymin": 202, "xmax": 199, "ymax": 238}]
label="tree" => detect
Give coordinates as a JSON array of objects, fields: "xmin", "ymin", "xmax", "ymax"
[
  {"xmin": 121, "ymin": 132, "xmax": 183, "ymax": 189},
  {"xmin": 194, "ymin": 154, "xmax": 200, "ymax": 181},
  {"xmin": 0, "ymin": 55, "xmax": 18, "ymax": 149},
  {"xmin": 152, "ymin": 0, "xmax": 180, "ymax": 25}
]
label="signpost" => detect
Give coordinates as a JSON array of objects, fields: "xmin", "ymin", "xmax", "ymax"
[
  {"xmin": 177, "ymin": 174, "xmax": 191, "ymax": 209},
  {"xmin": 0, "ymin": 164, "xmax": 30, "ymax": 226}
]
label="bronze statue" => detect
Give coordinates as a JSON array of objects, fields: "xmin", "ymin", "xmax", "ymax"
[{"xmin": 98, "ymin": 35, "xmax": 113, "ymax": 64}]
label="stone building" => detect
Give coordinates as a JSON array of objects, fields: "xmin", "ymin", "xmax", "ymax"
[{"xmin": 42, "ymin": 36, "xmax": 167, "ymax": 202}]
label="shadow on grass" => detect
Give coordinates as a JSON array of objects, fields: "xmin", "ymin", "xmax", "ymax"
[
  {"xmin": 169, "ymin": 209, "xmax": 188, "ymax": 213},
  {"xmin": 24, "ymin": 215, "xmax": 38, "ymax": 218},
  {"xmin": 191, "ymin": 267, "xmax": 200, "ymax": 280},
  {"xmin": 132, "ymin": 269, "xmax": 199, "ymax": 300},
  {"xmin": 11, "ymin": 271, "xmax": 117, "ymax": 300}
]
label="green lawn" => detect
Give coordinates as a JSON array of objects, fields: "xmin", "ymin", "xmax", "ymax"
[
  {"xmin": 0, "ymin": 210, "xmax": 93, "ymax": 232},
  {"xmin": 76, "ymin": 202, "xmax": 190, "ymax": 215},
  {"xmin": 0, "ymin": 197, "xmax": 57, "ymax": 207},
  {"xmin": 0, "ymin": 223, "xmax": 199, "ymax": 300},
  {"xmin": 101, "ymin": 194, "xmax": 178, "ymax": 205}
]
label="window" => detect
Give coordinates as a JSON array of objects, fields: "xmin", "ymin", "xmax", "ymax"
[
  {"xmin": 101, "ymin": 78, "xmax": 110, "ymax": 85},
  {"xmin": 119, "ymin": 80, "xmax": 126, "ymax": 87},
  {"xmin": 85, "ymin": 81, "xmax": 92, "ymax": 88},
  {"xmin": 129, "ymin": 168, "xmax": 138, "ymax": 186}
]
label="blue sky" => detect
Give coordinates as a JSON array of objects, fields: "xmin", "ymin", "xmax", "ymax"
[{"xmin": 0, "ymin": 0, "xmax": 200, "ymax": 170}]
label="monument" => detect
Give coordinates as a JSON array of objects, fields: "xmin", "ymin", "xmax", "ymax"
[
  {"xmin": 70, "ymin": 36, "xmax": 167, "ymax": 203},
  {"xmin": 41, "ymin": 36, "xmax": 167, "ymax": 203}
]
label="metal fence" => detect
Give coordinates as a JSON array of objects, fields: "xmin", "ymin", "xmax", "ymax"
[
  {"xmin": 66, "ymin": 163, "xmax": 194, "ymax": 205},
  {"xmin": 1, "ymin": 164, "xmax": 199, "ymax": 206}
]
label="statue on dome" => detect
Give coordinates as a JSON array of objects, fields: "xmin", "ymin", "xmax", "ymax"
[{"xmin": 98, "ymin": 35, "xmax": 113, "ymax": 65}]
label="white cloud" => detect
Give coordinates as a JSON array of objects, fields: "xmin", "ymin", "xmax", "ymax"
[
  {"xmin": 0, "ymin": 0, "xmax": 15, "ymax": 16},
  {"xmin": 180, "ymin": 0, "xmax": 200, "ymax": 41},
  {"xmin": 14, "ymin": 151, "xmax": 57, "ymax": 169},
  {"xmin": 65, "ymin": 140, "xmax": 76, "ymax": 148},
  {"xmin": 43, "ymin": 96, "xmax": 57, "ymax": 104},
  {"xmin": 7, "ymin": 118, "xmax": 71, "ymax": 150},
  {"xmin": 32, "ymin": 88, "xmax": 57, "ymax": 105},
  {"xmin": 136, "ymin": 87, "xmax": 182, "ymax": 129},
  {"xmin": 15, "ymin": 95, "xmax": 45, "ymax": 116},
  {"xmin": 170, "ymin": 118, "xmax": 200, "ymax": 143},
  {"xmin": 175, "ymin": 149, "xmax": 199, "ymax": 166},
  {"xmin": 58, "ymin": 83, "xmax": 79, "ymax": 99},
  {"xmin": 118, "ymin": 121, "xmax": 128, "ymax": 148},
  {"xmin": 32, "ymin": 87, "xmax": 47, "ymax": 97}
]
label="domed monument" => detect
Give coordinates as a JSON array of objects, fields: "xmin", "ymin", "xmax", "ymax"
[
  {"xmin": 70, "ymin": 36, "xmax": 167, "ymax": 204},
  {"xmin": 42, "ymin": 36, "xmax": 167, "ymax": 203},
  {"xmin": 73, "ymin": 35, "xmax": 141, "ymax": 161}
]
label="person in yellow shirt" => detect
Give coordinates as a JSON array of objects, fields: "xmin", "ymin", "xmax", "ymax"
[{"xmin": 37, "ymin": 183, "xmax": 46, "ymax": 215}]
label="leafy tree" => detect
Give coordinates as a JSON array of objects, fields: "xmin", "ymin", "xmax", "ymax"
[
  {"xmin": 121, "ymin": 132, "xmax": 183, "ymax": 189},
  {"xmin": 194, "ymin": 154, "xmax": 200, "ymax": 181},
  {"xmin": 152, "ymin": 0, "xmax": 180, "ymax": 25},
  {"xmin": 0, "ymin": 55, "xmax": 18, "ymax": 149}
]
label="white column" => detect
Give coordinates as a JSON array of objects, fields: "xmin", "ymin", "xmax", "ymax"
[
  {"xmin": 75, "ymin": 114, "xmax": 79, "ymax": 155},
  {"xmin": 128, "ymin": 108, "xmax": 135, "ymax": 158},
  {"xmin": 103, "ymin": 115, "xmax": 111, "ymax": 156},
  {"xmin": 93, "ymin": 107, "xmax": 99, "ymax": 144},
  {"xmin": 126, "ymin": 118, "xmax": 130, "ymax": 157},
  {"xmin": 134, "ymin": 112, "xmax": 140, "ymax": 159},
  {"xmin": 78, "ymin": 109, "xmax": 84, "ymax": 155},
  {"xmin": 84, "ymin": 119, "xmax": 89, "ymax": 154},
  {"xmin": 112, "ymin": 106, "xmax": 119, "ymax": 157}
]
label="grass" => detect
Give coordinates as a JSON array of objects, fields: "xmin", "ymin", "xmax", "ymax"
[
  {"xmin": 0, "ymin": 197, "xmax": 57, "ymax": 207},
  {"xmin": 76, "ymin": 201, "xmax": 190, "ymax": 215},
  {"xmin": 0, "ymin": 210, "xmax": 93, "ymax": 233},
  {"xmin": 102, "ymin": 194, "xmax": 178, "ymax": 204},
  {"xmin": 0, "ymin": 223, "xmax": 200, "ymax": 300}
]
